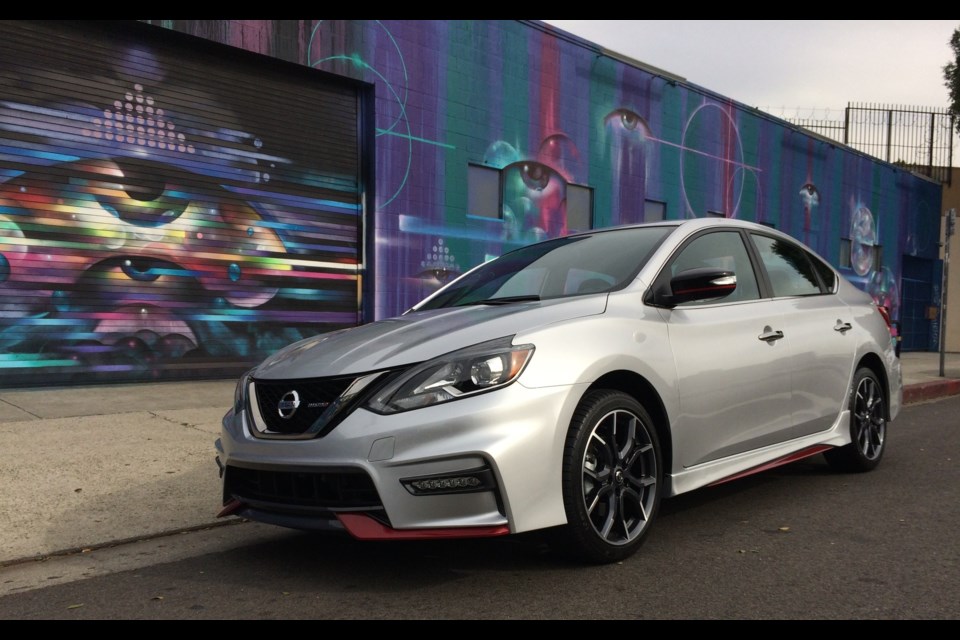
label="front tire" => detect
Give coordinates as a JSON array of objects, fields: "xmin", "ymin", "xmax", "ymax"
[
  {"xmin": 555, "ymin": 390, "xmax": 662, "ymax": 564},
  {"xmin": 825, "ymin": 367, "xmax": 887, "ymax": 472}
]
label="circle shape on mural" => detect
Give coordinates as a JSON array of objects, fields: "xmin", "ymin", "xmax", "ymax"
[{"xmin": 679, "ymin": 103, "xmax": 747, "ymax": 219}]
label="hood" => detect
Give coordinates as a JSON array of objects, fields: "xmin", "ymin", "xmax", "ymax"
[{"xmin": 253, "ymin": 295, "xmax": 608, "ymax": 379}]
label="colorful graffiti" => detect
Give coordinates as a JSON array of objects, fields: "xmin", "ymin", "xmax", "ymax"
[
  {"xmin": 0, "ymin": 21, "xmax": 362, "ymax": 386},
  {"xmin": 304, "ymin": 19, "xmax": 940, "ymax": 323},
  {"xmin": 1, "ymin": 19, "xmax": 945, "ymax": 386}
]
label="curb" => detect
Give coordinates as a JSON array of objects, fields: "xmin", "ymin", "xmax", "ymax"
[{"xmin": 903, "ymin": 380, "xmax": 960, "ymax": 405}]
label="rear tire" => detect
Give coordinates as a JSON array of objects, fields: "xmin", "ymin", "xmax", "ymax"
[
  {"xmin": 824, "ymin": 367, "xmax": 887, "ymax": 472},
  {"xmin": 555, "ymin": 390, "xmax": 662, "ymax": 564}
]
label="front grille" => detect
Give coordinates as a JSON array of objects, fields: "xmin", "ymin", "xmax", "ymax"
[
  {"xmin": 224, "ymin": 464, "xmax": 383, "ymax": 511},
  {"xmin": 253, "ymin": 376, "xmax": 355, "ymax": 435}
]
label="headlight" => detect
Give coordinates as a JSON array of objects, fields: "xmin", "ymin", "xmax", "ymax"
[
  {"xmin": 366, "ymin": 337, "xmax": 534, "ymax": 414},
  {"xmin": 232, "ymin": 368, "xmax": 254, "ymax": 414}
]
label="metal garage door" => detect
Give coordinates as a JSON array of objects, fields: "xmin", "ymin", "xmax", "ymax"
[{"xmin": 0, "ymin": 21, "xmax": 366, "ymax": 387}]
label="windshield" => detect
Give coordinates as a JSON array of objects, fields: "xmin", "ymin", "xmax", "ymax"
[{"xmin": 415, "ymin": 226, "xmax": 673, "ymax": 310}]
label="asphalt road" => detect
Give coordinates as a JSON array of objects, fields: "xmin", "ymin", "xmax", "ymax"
[{"xmin": 1, "ymin": 394, "xmax": 958, "ymax": 620}]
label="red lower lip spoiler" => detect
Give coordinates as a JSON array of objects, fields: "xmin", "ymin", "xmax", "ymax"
[
  {"xmin": 708, "ymin": 444, "xmax": 834, "ymax": 487},
  {"xmin": 336, "ymin": 513, "xmax": 510, "ymax": 540},
  {"xmin": 216, "ymin": 498, "xmax": 245, "ymax": 518},
  {"xmin": 216, "ymin": 502, "xmax": 510, "ymax": 540}
]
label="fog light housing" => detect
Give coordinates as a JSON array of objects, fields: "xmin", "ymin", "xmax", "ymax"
[{"xmin": 401, "ymin": 467, "xmax": 496, "ymax": 495}]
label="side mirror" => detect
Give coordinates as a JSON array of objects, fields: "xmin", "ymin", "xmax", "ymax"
[{"xmin": 653, "ymin": 268, "xmax": 737, "ymax": 307}]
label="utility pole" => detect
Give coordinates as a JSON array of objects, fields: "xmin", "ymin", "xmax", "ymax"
[{"xmin": 941, "ymin": 208, "xmax": 955, "ymax": 377}]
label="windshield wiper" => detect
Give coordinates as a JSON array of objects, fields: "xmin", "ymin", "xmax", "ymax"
[{"xmin": 461, "ymin": 295, "xmax": 541, "ymax": 306}]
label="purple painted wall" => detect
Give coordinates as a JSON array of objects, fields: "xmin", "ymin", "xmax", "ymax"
[{"xmin": 0, "ymin": 19, "xmax": 943, "ymax": 385}]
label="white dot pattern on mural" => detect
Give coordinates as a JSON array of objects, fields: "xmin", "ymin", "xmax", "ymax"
[
  {"xmin": 81, "ymin": 83, "xmax": 195, "ymax": 154},
  {"xmin": 420, "ymin": 238, "xmax": 459, "ymax": 271}
]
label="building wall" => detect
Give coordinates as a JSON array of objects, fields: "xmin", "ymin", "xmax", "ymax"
[
  {"xmin": 147, "ymin": 19, "xmax": 941, "ymax": 319},
  {"xmin": 0, "ymin": 19, "xmax": 946, "ymax": 386}
]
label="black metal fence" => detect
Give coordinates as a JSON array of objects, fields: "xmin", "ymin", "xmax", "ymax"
[{"xmin": 786, "ymin": 103, "xmax": 954, "ymax": 186}]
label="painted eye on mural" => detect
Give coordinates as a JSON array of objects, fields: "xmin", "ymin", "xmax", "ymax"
[
  {"xmin": 503, "ymin": 160, "xmax": 561, "ymax": 193},
  {"xmin": 415, "ymin": 267, "xmax": 462, "ymax": 284},
  {"xmin": 799, "ymin": 182, "xmax": 820, "ymax": 207},
  {"xmin": 604, "ymin": 108, "xmax": 650, "ymax": 135},
  {"xmin": 120, "ymin": 256, "xmax": 167, "ymax": 282},
  {"xmin": 620, "ymin": 110, "xmax": 639, "ymax": 131},
  {"xmin": 93, "ymin": 158, "xmax": 190, "ymax": 227}
]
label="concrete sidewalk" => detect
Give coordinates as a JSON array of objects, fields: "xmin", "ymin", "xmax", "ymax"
[
  {"xmin": 0, "ymin": 378, "xmax": 235, "ymax": 567},
  {"xmin": 0, "ymin": 352, "xmax": 958, "ymax": 568}
]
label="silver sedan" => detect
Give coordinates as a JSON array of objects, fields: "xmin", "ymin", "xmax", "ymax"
[{"xmin": 216, "ymin": 218, "xmax": 901, "ymax": 564}]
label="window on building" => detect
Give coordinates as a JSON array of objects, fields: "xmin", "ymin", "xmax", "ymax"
[
  {"xmin": 840, "ymin": 237, "xmax": 882, "ymax": 272},
  {"xmin": 644, "ymin": 199, "xmax": 666, "ymax": 222},
  {"xmin": 468, "ymin": 164, "xmax": 501, "ymax": 219},
  {"xmin": 468, "ymin": 163, "xmax": 595, "ymax": 232},
  {"xmin": 566, "ymin": 184, "xmax": 593, "ymax": 232}
]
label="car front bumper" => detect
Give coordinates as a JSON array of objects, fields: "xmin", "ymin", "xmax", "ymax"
[{"xmin": 216, "ymin": 380, "xmax": 588, "ymax": 537}]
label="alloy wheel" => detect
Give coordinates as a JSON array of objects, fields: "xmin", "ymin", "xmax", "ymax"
[
  {"xmin": 853, "ymin": 375, "xmax": 885, "ymax": 461},
  {"xmin": 581, "ymin": 409, "xmax": 658, "ymax": 546}
]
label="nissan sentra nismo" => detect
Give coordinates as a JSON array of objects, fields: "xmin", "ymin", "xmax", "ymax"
[{"xmin": 216, "ymin": 218, "xmax": 901, "ymax": 564}]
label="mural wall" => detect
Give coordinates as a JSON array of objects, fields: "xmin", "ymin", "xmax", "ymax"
[
  {"xmin": 0, "ymin": 21, "xmax": 366, "ymax": 386},
  {"xmin": 152, "ymin": 19, "xmax": 939, "ymax": 319},
  {"xmin": 0, "ymin": 19, "xmax": 944, "ymax": 386}
]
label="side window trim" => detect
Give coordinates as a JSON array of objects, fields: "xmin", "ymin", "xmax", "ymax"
[
  {"xmin": 808, "ymin": 253, "xmax": 839, "ymax": 294},
  {"xmin": 740, "ymin": 228, "xmax": 773, "ymax": 298}
]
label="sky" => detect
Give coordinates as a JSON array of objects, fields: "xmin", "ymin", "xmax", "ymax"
[{"xmin": 541, "ymin": 20, "xmax": 959, "ymax": 122}]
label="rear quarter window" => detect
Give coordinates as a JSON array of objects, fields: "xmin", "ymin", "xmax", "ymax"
[{"xmin": 749, "ymin": 233, "xmax": 824, "ymax": 297}]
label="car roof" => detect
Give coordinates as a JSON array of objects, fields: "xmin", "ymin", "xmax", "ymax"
[{"xmin": 568, "ymin": 217, "xmax": 789, "ymax": 240}]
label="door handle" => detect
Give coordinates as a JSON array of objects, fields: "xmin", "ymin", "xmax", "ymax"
[
  {"xmin": 758, "ymin": 329, "xmax": 785, "ymax": 342},
  {"xmin": 834, "ymin": 321, "xmax": 853, "ymax": 334}
]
